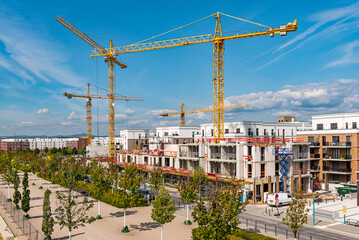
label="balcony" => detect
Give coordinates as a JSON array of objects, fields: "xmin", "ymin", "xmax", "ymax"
[
  {"xmin": 322, "ymin": 142, "xmax": 352, "ymax": 147},
  {"xmin": 293, "ymin": 168, "xmax": 311, "ymax": 175},
  {"xmin": 323, "ymin": 166, "xmax": 352, "ymax": 174},
  {"xmin": 310, "ymin": 165, "xmax": 320, "ymax": 172},
  {"xmin": 323, "ymin": 154, "xmax": 351, "ymax": 161},
  {"xmin": 179, "ymin": 151, "xmax": 199, "ymax": 158},
  {"xmin": 310, "ymin": 142, "xmax": 320, "ymax": 147}
]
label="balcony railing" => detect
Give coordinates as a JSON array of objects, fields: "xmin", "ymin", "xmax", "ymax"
[
  {"xmin": 323, "ymin": 142, "xmax": 352, "ymax": 147},
  {"xmin": 310, "ymin": 153, "xmax": 320, "ymax": 158},
  {"xmin": 323, "ymin": 167, "xmax": 352, "ymax": 173},
  {"xmin": 293, "ymin": 168, "xmax": 311, "ymax": 175},
  {"xmin": 179, "ymin": 152, "xmax": 199, "ymax": 158},
  {"xmin": 323, "ymin": 154, "xmax": 351, "ymax": 160},
  {"xmin": 310, "ymin": 142, "xmax": 320, "ymax": 146}
]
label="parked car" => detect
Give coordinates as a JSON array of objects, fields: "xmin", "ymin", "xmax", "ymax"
[
  {"xmin": 138, "ymin": 189, "xmax": 155, "ymax": 201},
  {"xmin": 267, "ymin": 193, "xmax": 292, "ymax": 206}
]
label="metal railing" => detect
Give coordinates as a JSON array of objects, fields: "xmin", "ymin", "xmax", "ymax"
[
  {"xmin": 323, "ymin": 167, "xmax": 351, "ymax": 173},
  {"xmin": 0, "ymin": 190, "xmax": 44, "ymax": 240}
]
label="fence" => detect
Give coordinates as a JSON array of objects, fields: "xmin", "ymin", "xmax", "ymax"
[
  {"xmin": 0, "ymin": 189, "xmax": 44, "ymax": 240},
  {"xmin": 240, "ymin": 213, "xmax": 342, "ymax": 240}
]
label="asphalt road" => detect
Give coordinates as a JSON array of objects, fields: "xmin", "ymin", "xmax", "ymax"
[{"xmin": 239, "ymin": 212, "xmax": 358, "ymax": 240}]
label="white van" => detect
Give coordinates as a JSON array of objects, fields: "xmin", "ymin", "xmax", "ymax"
[{"xmin": 267, "ymin": 193, "xmax": 292, "ymax": 206}]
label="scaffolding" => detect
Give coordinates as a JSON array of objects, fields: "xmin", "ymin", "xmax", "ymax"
[{"xmin": 273, "ymin": 147, "xmax": 293, "ymax": 192}]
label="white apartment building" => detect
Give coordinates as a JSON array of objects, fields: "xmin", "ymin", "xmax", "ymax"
[
  {"xmin": 118, "ymin": 119, "xmax": 313, "ymax": 200},
  {"xmin": 1, "ymin": 137, "xmax": 79, "ymax": 150}
]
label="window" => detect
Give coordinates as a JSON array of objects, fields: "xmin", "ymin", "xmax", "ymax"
[
  {"xmin": 330, "ymin": 123, "xmax": 338, "ymax": 129},
  {"xmin": 236, "ymin": 128, "xmax": 240, "ymax": 133},
  {"xmin": 256, "ymin": 128, "xmax": 259, "ymax": 136},
  {"xmin": 248, "ymin": 128, "xmax": 252, "ymax": 135},
  {"xmin": 332, "ymin": 149, "xmax": 340, "ymax": 159},
  {"xmin": 353, "ymin": 122, "xmax": 357, "ymax": 129},
  {"xmin": 282, "ymin": 129, "xmax": 285, "ymax": 136},
  {"xmin": 164, "ymin": 132, "xmax": 168, "ymax": 136},
  {"xmin": 346, "ymin": 136, "xmax": 351, "ymax": 144},
  {"xmin": 202, "ymin": 130, "xmax": 204, "ymax": 137},
  {"xmin": 248, "ymin": 146, "xmax": 252, "ymax": 156},
  {"xmin": 332, "ymin": 136, "xmax": 339, "ymax": 144},
  {"xmin": 271, "ymin": 129, "xmax": 274, "ymax": 136},
  {"xmin": 139, "ymin": 134, "xmax": 141, "ymax": 139},
  {"xmin": 211, "ymin": 129, "xmax": 213, "ymax": 136},
  {"xmin": 264, "ymin": 129, "xmax": 267, "ymax": 136},
  {"xmin": 346, "ymin": 122, "xmax": 349, "ymax": 129},
  {"xmin": 317, "ymin": 124, "xmax": 323, "ymax": 130},
  {"xmin": 260, "ymin": 147, "xmax": 265, "ymax": 161},
  {"xmin": 308, "ymin": 137, "xmax": 314, "ymax": 143},
  {"xmin": 225, "ymin": 129, "xmax": 229, "ymax": 133}
]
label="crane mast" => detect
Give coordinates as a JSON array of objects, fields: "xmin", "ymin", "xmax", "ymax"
[{"xmin": 63, "ymin": 83, "xmax": 143, "ymax": 154}]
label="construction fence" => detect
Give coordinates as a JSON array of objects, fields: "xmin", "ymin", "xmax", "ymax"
[{"xmin": 0, "ymin": 189, "xmax": 44, "ymax": 240}]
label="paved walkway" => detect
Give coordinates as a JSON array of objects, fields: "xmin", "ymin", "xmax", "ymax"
[
  {"xmin": 246, "ymin": 203, "xmax": 359, "ymax": 239},
  {"xmin": 0, "ymin": 173, "xmax": 196, "ymax": 240}
]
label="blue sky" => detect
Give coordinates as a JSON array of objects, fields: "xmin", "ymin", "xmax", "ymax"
[{"xmin": 1, "ymin": 0, "xmax": 359, "ymax": 136}]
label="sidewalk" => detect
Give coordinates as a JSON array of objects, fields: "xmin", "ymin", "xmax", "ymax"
[
  {"xmin": 0, "ymin": 173, "xmax": 196, "ymax": 240},
  {"xmin": 246, "ymin": 204, "xmax": 359, "ymax": 239}
]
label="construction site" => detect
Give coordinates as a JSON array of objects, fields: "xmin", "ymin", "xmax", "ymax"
[
  {"xmin": 3, "ymin": 2, "xmax": 359, "ymax": 239},
  {"xmin": 55, "ymin": 11, "xmax": 359, "ymax": 204}
]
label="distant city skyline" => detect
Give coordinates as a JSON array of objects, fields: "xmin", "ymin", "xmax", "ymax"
[{"xmin": 1, "ymin": 1, "xmax": 359, "ymax": 136}]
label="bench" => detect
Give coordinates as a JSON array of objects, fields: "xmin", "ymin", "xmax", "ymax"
[{"xmin": 347, "ymin": 219, "xmax": 359, "ymax": 227}]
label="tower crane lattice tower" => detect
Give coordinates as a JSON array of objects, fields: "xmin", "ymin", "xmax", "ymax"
[
  {"xmin": 57, "ymin": 17, "xmax": 129, "ymax": 159},
  {"xmin": 63, "ymin": 83, "xmax": 143, "ymax": 146}
]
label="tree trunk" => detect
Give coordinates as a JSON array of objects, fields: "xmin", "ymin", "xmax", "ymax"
[
  {"xmin": 161, "ymin": 224, "xmax": 163, "ymax": 240},
  {"xmin": 33, "ymin": 174, "xmax": 35, "ymax": 184},
  {"xmin": 124, "ymin": 209, "xmax": 126, "ymax": 227},
  {"xmin": 7, "ymin": 184, "xmax": 10, "ymax": 199},
  {"xmin": 186, "ymin": 204, "xmax": 189, "ymax": 221},
  {"xmin": 98, "ymin": 200, "xmax": 101, "ymax": 216},
  {"xmin": 69, "ymin": 231, "xmax": 71, "ymax": 240}
]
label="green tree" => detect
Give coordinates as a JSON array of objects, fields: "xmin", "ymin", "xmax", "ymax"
[
  {"xmin": 21, "ymin": 171, "xmax": 31, "ymax": 219},
  {"xmin": 192, "ymin": 181, "xmax": 246, "ymax": 240},
  {"xmin": 55, "ymin": 190, "xmax": 95, "ymax": 240},
  {"xmin": 2, "ymin": 163, "xmax": 14, "ymax": 202},
  {"xmin": 13, "ymin": 169, "xmax": 21, "ymax": 209},
  {"xmin": 151, "ymin": 186, "xmax": 176, "ymax": 240},
  {"xmin": 61, "ymin": 147, "xmax": 68, "ymax": 156},
  {"xmin": 282, "ymin": 189, "xmax": 309, "ymax": 238},
  {"xmin": 147, "ymin": 167, "xmax": 164, "ymax": 196},
  {"xmin": 42, "ymin": 189, "xmax": 54, "ymax": 240},
  {"xmin": 177, "ymin": 178, "xmax": 198, "ymax": 225},
  {"xmin": 34, "ymin": 148, "xmax": 40, "ymax": 155},
  {"xmin": 117, "ymin": 163, "xmax": 143, "ymax": 232},
  {"xmin": 44, "ymin": 147, "xmax": 49, "ymax": 153},
  {"xmin": 50, "ymin": 147, "xmax": 58, "ymax": 155},
  {"xmin": 89, "ymin": 162, "xmax": 106, "ymax": 219}
]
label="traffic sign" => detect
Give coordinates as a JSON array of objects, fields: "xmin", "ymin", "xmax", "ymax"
[{"xmin": 343, "ymin": 205, "xmax": 347, "ymax": 214}]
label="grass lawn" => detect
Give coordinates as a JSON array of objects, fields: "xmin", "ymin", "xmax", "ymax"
[{"xmin": 230, "ymin": 229, "xmax": 277, "ymax": 240}]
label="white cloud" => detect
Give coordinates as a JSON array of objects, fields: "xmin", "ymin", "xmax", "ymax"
[
  {"xmin": 258, "ymin": 2, "xmax": 359, "ymax": 70},
  {"xmin": 225, "ymin": 79, "xmax": 359, "ymax": 118},
  {"xmin": 36, "ymin": 108, "xmax": 49, "ymax": 115},
  {"xmin": 125, "ymin": 109, "xmax": 135, "ymax": 114},
  {"xmin": 62, "ymin": 121, "xmax": 72, "ymax": 126},
  {"xmin": 18, "ymin": 121, "xmax": 36, "ymax": 127},
  {"xmin": 0, "ymin": 10, "xmax": 86, "ymax": 87},
  {"xmin": 325, "ymin": 40, "xmax": 359, "ymax": 67}
]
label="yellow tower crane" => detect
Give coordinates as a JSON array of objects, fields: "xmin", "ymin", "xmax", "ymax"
[
  {"xmin": 161, "ymin": 102, "xmax": 248, "ymax": 127},
  {"xmin": 63, "ymin": 83, "xmax": 143, "ymax": 146},
  {"xmin": 91, "ymin": 12, "xmax": 297, "ymax": 141},
  {"xmin": 56, "ymin": 16, "xmax": 128, "ymax": 159}
]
